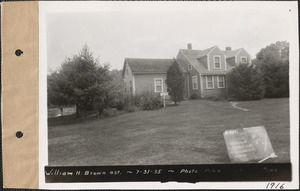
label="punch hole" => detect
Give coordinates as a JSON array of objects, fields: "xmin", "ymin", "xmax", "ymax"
[
  {"xmin": 15, "ymin": 49, "xmax": 23, "ymax": 56},
  {"xmin": 16, "ymin": 131, "xmax": 23, "ymax": 138}
]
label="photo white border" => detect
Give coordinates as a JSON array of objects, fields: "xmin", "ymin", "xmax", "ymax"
[{"xmin": 39, "ymin": 1, "xmax": 299, "ymax": 189}]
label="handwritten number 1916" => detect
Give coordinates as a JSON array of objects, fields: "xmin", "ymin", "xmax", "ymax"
[{"xmin": 266, "ymin": 183, "xmax": 285, "ymax": 189}]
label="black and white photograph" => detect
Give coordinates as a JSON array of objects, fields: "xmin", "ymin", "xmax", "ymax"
[{"xmin": 39, "ymin": 1, "xmax": 299, "ymax": 189}]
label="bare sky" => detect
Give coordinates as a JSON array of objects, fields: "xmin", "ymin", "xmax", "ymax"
[{"xmin": 46, "ymin": 2, "xmax": 292, "ymax": 71}]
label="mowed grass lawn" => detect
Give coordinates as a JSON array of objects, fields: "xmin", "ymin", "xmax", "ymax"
[{"xmin": 48, "ymin": 98, "xmax": 290, "ymax": 166}]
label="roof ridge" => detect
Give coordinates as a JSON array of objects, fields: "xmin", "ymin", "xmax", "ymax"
[
  {"xmin": 223, "ymin": 48, "xmax": 243, "ymax": 51},
  {"xmin": 202, "ymin": 46, "xmax": 216, "ymax": 51},
  {"xmin": 233, "ymin": 48, "xmax": 243, "ymax": 51},
  {"xmin": 124, "ymin": 58, "xmax": 187, "ymax": 74}
]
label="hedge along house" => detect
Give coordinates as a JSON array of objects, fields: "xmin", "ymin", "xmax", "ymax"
[{"xmin": 122, "ymin": 43, "xmax": 251, "ymax": 99}]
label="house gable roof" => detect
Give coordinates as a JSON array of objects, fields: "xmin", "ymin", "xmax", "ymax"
[
  {"xmin": 179, "ymin": 46, "xmax": 227, "ymax": 74},
  {"xmin": 237, "ymin": 48, "xmax": 251, "ymax": 58},
  {"xmin": 180, "ymin": 46, "xmax": 217, "ymax": 59},
  {"xmin": 197, "ymin": 46, "xmax": 217, "ymax": 58},
  {"xmin": 123, "ymin": 58, "xmax": 187, "ymax": 76},
  {"xmin": 179, "ymin": 49, "xmax": 210, "ymax": 73}
]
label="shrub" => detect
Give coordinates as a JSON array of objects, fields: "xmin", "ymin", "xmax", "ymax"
[
  {"xmin": 227, "ymin": 63, "xmax": 265, "ymax": 101},
  {"xmin": 131, "ymin": 95, "xmax": 143, "ymax": 108},
  {"xmin": 141, "ymin": 96, "xmax": 163, "ymax": 110},
  {"xmin": 190, "ymin": 93, "xmax": 200, "ymax": 100},
  {"xmin": 144, "ymin": 91, "xmax": 163, "ymax": 110},
  {"xmin": 124, "ymin": 104, "xmax": 139, "ymax": 113},
  {"xmin": 130, "ymin": 91, "xmax": 163, "ymax": 110},
  {"xmin": 116, "ymin": 101, "xmax": 124, "ymax": 110},
  {"xmin": 103, "ymin": 108, "xmax": 119, "ymax": 117},
  {"xmin": 111, "ymin": 100, "xmax": 124, "ymax": 110},
  {"xmin": 211, "ymin": 90, "xmax": 229, "ymax": 101}
]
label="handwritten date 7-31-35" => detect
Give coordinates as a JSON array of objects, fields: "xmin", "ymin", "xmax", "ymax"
[{"xmin": 136, "ymin": 169, "xmax": 162, "ymax": 175}]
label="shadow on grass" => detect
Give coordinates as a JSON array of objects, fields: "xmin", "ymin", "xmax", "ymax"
[
  {"xmin": 165, "ymin": 104, "xmax": 179, "ymax": 107},
  {"xmin": 165, "ymin": 102, "xmax": 185, "ymax": 107},
  {"xmin": 48, "ymin": 111, "xmax": 99, "ymax": 127}
]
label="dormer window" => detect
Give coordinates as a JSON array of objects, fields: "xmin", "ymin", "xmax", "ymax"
[
  {"xmin": 241, "ymin": 57, "xmax": 247, "ymax": 63},
  {"xmin": 188, "ymin": 64, "xmax": 192, "ymax": 70},
  {"xmin": 214, "ymin": 56, "xmax": 221, "ymax": 69}
]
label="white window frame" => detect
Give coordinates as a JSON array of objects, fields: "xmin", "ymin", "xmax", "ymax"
[
  {"xmin": 188, "ymin": 64, "xmax": 192, "ymax": 70},
  {"xmin": 206, "ymin": 76, "xmax": 214, "ymax": 89},
  {"xmin": 154, "ymin": 78, "xmax": 163, "ymax": 93},
  {"xmin": 213, "ymin": 55, "xmax": 221, "ymax": 69},
  {"xmin": 192, "ymin": 75, "xmax": 198, "ymax": 90},
  {"xmin": 241, "ymin": 56, "xmax": 247, "ymax": 63},
  {"xmin": 217, "ymin": 76, "xmax": 225, "ymax": 88}
]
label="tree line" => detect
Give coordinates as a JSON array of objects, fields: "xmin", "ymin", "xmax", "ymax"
[
  {"xmin": 227, "ymin": 41, "xmax": 289, "ymax": 100},
  {"xmin": 48, "ymin": 41, "xmax": 290, "ymax": 118}
]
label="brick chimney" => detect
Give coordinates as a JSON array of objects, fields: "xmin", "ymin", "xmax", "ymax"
[
  {"xmin": 226, "ymin": 47, "xmax": 232, "ymax": 51},
  {"xmin": 187, "ymin": 43, "xmax": 192, "ymax": 50}
]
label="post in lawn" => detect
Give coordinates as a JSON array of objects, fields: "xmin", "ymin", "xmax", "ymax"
[{"xmin": 160, "ymin": 92, "xmax": 168, "ymax": 107}]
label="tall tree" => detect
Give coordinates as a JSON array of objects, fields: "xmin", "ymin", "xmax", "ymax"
[
  {"xmin": 227, "ymin": 63, "xmax": 265, "ymax": 101},
  {"xmin": 255, "ymin": 41, "xmax": 289, "ymax": 65},
  {"xmin": 253, "ymin": 41, "xmax": 289, "ymax": 98},
  {"xmin": 48, "ymin": 44, "xmax": 112, "ymax": 117},
  {"xmin": 166, "ymin": 60, "xmax": 184, "ymax": 104}
]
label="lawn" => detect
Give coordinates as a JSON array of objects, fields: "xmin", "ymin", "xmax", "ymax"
[{"xmin": 48, "ymin": 98, "xmax": 290, "ymax": 166}]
